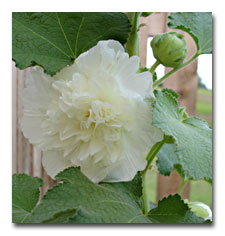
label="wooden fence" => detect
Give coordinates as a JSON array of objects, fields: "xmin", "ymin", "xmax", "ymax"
[{"xmin": 12, "ymin": 62, "xmax": 56, "ymax": 196}]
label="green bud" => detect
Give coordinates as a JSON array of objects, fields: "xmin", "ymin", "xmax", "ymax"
[{"xmin": 151, "ymin": 32, "xmax": 187, "ymax": 68}]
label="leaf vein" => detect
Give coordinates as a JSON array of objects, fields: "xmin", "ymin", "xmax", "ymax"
[
  {"xmin": 56, "ymin": 13, "xmax": 75, "ymax": 57},
  {"xmin": 74, "ymin": 16, "xmax": 85, "ymax": 57}
]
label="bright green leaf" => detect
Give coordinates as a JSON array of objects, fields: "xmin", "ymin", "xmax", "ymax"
[
  {"xmin": 12, "ymin": 12, "xmax": 131, "ymax": 75},
  {"xmin": 168, "ymin": 12, "xmax": 212, "ymax": 54},
  {"xmin": 153, "ymin": 90, "xmax": 212, "ymax": 182},
  {"xmin": 148, "ymin": 194, "xmax": 205, "ymax": 223},
  {"xmin": 12, "ymin": 174, "xmax": 43, "ymax": 223}
]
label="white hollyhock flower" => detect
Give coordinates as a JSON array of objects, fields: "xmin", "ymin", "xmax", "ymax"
[{"xmin": 21, "ymin": 40, "xmax": 163, "ymax": 183}]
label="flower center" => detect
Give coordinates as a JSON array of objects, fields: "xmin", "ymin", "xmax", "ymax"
[{"xmin": 85, "ymin": 100, "xmax": 121, "ymax": 129}]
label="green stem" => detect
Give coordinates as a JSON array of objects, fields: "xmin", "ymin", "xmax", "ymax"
[
  {"xmin": 153, "ymin": 51, "xmax": 200, "ymax": 88},
  {"xmin": 149, "ymin": 60, "xmax": 160, "ymax": 74},
  {"xmin": 178, "ymin": 179, "xmax": 187, "ymax": 195},
  {"xmin": 144, "ymin": 135, "xmax": 171, "ymax": 172},
  {"xmin": 141, "ymin": 135, "xmax": 170, "ymax": 214},
  {"xmin": 126, "ymin": 12, "xmax": 141, "ymax": 56},
  {"xmin": 141, "ymin": 169, "xmax": 151, "ymax": 214}
]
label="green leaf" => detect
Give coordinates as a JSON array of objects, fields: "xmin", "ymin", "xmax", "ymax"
[
  {"xmin": 179, "ymin": 107, "xmax": 189, "ymax": 121},
  {"xmin": 43, "ymin": 209, "xmax": 77, "ymax": 223},
  {"xmin": 148, "ymin": 194, "xmax": 205, "ymax": 223},
  {"xmin": 157, "ymin": 143, "xmax": 180, "ymax": 176},
  {"xmin": 153, "ymin": 72, "xmax": 157, "ymax": 82},
  {"xmin": 168, "ymin": 12, "xmax": 212, "ymax": 54},
  {"xmin": 153, "ymin": 90, "xmax": 212, "ymax": 181},
  {"xmin": 12, "ymin": 170, "xmax": 207, "ymax": 223},
  {"xmin": 157, "ymin": 143, "xmax": 186, "ymax": 178},
  {"xmin": 204, "ymin": 219, "xmax": 212, "ymax": 223},
  {"xmin": 141, "ymin": 12, "xmax": 153, "ymax": 17},
  {"xmin": 162, "ymin": 88, "xmax": 179, "ymax": 99},
  {"xmin": 30, "ymin": 167, "xmax": 151, "ymax": 223},
  {"xmin": 12, "ymin": 12, "xmax": 131, "ymax": 75},
  {"xmin": 12, "ymin": 174, "xmax": 43, "ymax": 223},
  {"xmin": 137, "ymin": 66, "xmax": 149, "ymax": 73}
]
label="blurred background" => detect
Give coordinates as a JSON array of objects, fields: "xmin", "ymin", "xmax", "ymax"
[{"xmin": 12, "ymin": 12, "xmax": 212, "ymax": 207}]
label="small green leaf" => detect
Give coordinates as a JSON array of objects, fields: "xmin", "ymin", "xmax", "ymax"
[
  {"xmin": 137, "ymin": 67, "xmax": 149, "ymax": 73},
  {"xmin": 168, "ymin": 12, "xmax": 212, "ymax": 54},
  {"xmin": 30, "ymin": 167, "xmax": 151, "ymax": 223},
  {"xmin": 12, "ymin": 174, "xmax": 43, "ymax": 223},
  {"xmin": 148, "ymin": 194, "xmax": 205, "ymax": 223},
  {"xmin": 12, "ymin": 12, "xmax": 131, "ymax": 75},
  {"xmin": 141, "ymin": 12, "xmax": 153, "ymax": 17},
  {"xmin": 153, "ymin": 72, "xmax": 157, "ymax": 82},
  {"xmin": 153, "ymin": 90, "xmax": 212, "ymax": 181},
  {"xmin": 179, "ymin": 107, "xmax": 189, "ymax": 121}
]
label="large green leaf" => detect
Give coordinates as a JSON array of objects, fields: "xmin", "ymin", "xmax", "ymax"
[
  {"xmin": 12, "ymin": 174, "xmax": 43, "ymax": 223},
  {"xmin": 12, "ymin": 12, "xmax": 131, "ymax": 75},
  {"xmin": 168, "ymin": 12, "xmax": 212, "ymax": 54},
  {"xmin": 12, "ymin": 169, "xmax": 206, "ymax": 223},
  {"xmin": 153, "ymin": 90, "xmax": 212, "ymax": 182},
  {"xmin": 30, "ymin": 167, "xmax": 151, "ymax": 223},
  {"xmin": 148, "ymin": 194, "xmax": 205, "ymax": 223}
]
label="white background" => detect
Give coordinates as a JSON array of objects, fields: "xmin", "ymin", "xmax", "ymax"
[{"xmin": 0, "ymin": 0, "xmax": 223, "ymax": 234}]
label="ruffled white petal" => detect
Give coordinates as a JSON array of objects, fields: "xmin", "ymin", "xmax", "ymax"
[
  {"xmin": 21, "ymin": 116, "xmax": 43, "ymax": 144},
  {"xmin": 42, "ymin": 150, "xmax": 72, "ymax": 179},
  {"xmin": 103, "ymin": 148, "xmax": 147, "ymax": 182},
  {"xmin": 80, "ymin": 161, "xmax": 110, "ymax": 184}
]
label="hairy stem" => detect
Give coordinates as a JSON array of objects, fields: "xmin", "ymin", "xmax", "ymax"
[
  {"xmin": 178, "ymin": 178, "xmax": 187, "ymax": 195},
  {"xmin": 126, "ymin": 12, "xmax": 141, "ymax": 56},
  {"xmin": 149, "ymin": 60, "xmax": 160, "ymax": 74},
  {"xmin": 141, "ymin": 136, "xmax": 171, "ymax": 214},
  {"xmin": 141, "ymin": 169, "xmax": 151, "ymax": 214},
  {"xmin": 153, "ymin": 51, "xmax": 200, "ymax": 88},
  {"xmin": 144, "ymin": 136, "xmax": 171, "ymax": 172}
]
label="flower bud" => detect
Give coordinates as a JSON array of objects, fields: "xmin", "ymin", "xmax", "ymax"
[
  {"xmin": 184, "ymin": 200, "xmax": 212, "ymax": 220},
  {"xmin": 151, "ymin": 32, "xmax": 187, "ymax": 68}
]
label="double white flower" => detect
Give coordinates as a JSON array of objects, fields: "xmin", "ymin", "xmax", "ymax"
[{"xmin": 21, "ymin": 40, "xmax": 163, "ymax": 183}]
